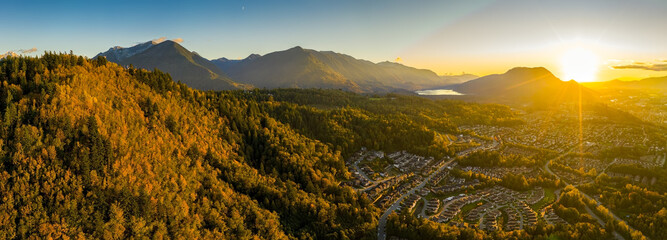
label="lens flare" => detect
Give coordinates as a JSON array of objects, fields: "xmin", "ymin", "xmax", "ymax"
[{"xmin": 560, "ymin": 48, "xmax": 599, "ymax": 82}]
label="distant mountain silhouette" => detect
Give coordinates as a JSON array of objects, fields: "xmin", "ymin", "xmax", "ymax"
[
  {"xmin": 439, "ymin": 73, "xmax": 479, "ymax": 86},
  {"xmin": 95, "ymin": 41, "xmax": 482, "ymax": 93},
  {"xmin": 215, "ymin": 46, "xmax": 472, "ymax": 92},
  {"xmin": 214, "ymin": 46, "xmax": 362, "ymax": 91},
  {"xmin": 211, "ymin": 54, "xmax": 260, "ymax": 73},
  {"xmin": 585, "ymin": 76, "xmax": 667, "ymax": 90},
  {"xmin": 451, "ymin": 67, "xmax": 597, "ymax": 104},
  {"xmin": 95, "ymin": 41, "xmax": 155, "ymax": 63},
  {"xmin": 0, "ymin": 51, "xmax": 20, "ymax": 59},
  {"xmin": 96, "ymin": 40, "xmax": 250, "ymax": 90}
]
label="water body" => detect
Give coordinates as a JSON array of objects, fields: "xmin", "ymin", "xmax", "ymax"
[{"xmin": 415, "ymin": 89, "xmax": 465, "ymax": 96}]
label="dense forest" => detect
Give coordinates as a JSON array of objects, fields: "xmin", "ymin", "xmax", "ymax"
[
  {"xmin": 0, "ymin": 54, "xmax": 379, "ymax": 239},
  {"xmin": 580, "ymin": 174, "xmax": 667, "ymax": 239},
  {"xmin": 0, "ymin": 54, "xmax": 656, "ymax": 239},
  {"xmin": 226, "ymin": 88, "xmax": 523, "ymax": 159}
]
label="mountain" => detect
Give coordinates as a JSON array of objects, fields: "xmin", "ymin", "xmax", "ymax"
[
  {"xmin": 211, "ymin": 53, "xmax": 261, "ymax": 73},
  {"xmin": 214, "ymin": 46, "xmax": 362, "ymax": 92},
  {"xmin": 439, "ymin": 73, "xmax": 478, "ymax": 86},
  {"xmin": 98, "ymin": 42, "xmax": 472, "ymax": 93},
  {"xmin": 451, "ymin": 67, "xmax": 597, "ymax": 104},
  {"xmin": 0, "ymin": 53, "xmax": 382, "ymax": 239},
  {"xmin": 95, "ymin": 40, "xmax": 250, "ymax": 90},
  {"xmin": 215, "ymin": 46, "xmax": 463, "ymax": 92},
  {"xmin": 584, "ymin": 76, "xmax": 667, "ymax": 90},
  {"xmin": 95, "ymin": 41, "xmax": 156, "ymax": 63},
  {"xmin": 374, "ymin": 61, "xmax": 448, "ymax": 90},
  {"xmin": 0, "ymin": 51, "xmax": 19, "ymax": 59}
]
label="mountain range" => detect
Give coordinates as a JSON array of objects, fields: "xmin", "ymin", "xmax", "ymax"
[
  {"xmin": 212, "ymin": 46, "xmax": 478, "ymax": 92},
  {"xmin": 583, "ymin": 76, "xmax": 667, "ymax": 90},
  {"xmin": 95, "ymin": 40, "xmax": 621, "ymax": 104},
  {"xmin": 96, "ymin": 40, "xmax": 249, "ymax": 90},
  {"xmin": 96, "ymin": 40, "xmax": 476, "ymax": 93}
]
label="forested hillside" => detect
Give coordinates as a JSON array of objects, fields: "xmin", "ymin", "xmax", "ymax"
[
  {"xmin": 0, "ymin": 54, "xmax": 378, "ymax": 239},
  {"xmin": 228, "ymin": 89, "xmax": 523, "ymax": 159}
]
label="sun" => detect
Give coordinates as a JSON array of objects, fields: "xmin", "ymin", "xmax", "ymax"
[{"xmin": 560, "ymin": 47, "xmax": 599, "ymax": 82}]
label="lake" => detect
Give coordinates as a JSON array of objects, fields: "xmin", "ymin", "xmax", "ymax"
[{"xmin": 415, "ymin": 89, "xmax": 465, "ymax": 96}]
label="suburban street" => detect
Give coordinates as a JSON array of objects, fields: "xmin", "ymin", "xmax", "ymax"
[
  {"xmin": 377, "ymin": 141, "xmax": 497, "ymax": 240},
  {"xmin": 353, "ymin": 158, "xmax": 373, "ymax": 183},
  {"xmin": 376, "ymin": 137, "xmax": 642, "ymax": 240},
  {"xmin": 543, "ymin": 148, "xmax": 630, "ymax": 240},
  {"xmin": 377, "ymin": 157, "xmax": 456, "ymax": 240}
]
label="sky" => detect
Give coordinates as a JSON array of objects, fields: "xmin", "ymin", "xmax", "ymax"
[{"xmin": 2, "ymin": 0, "xmax": 667, "ymax": 82}]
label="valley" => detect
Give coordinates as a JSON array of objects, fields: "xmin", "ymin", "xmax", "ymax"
[{"xmin": 4, "ymin": 1, "xmax": 667, "ymax": 239}]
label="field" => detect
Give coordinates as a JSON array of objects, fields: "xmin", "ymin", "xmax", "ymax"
[{"xmin": 531, "ymin": 188, "xmax": 556, "ymax": 211}]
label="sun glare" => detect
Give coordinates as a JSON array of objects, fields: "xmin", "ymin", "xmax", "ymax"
[{"xmin": 560, "ymin": 47, "xmax": 599, "ymax": 82}]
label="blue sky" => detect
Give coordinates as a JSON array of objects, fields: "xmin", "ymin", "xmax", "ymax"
[
  {"xmin": 3, "ymin": 0, "xmax": 478, "ymax": 59},
  {"xmin": 3, "ymin": 0, "xmax": 667, "ymax": 80}
]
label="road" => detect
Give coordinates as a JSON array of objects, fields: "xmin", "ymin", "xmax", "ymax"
[
  {"xmin": 583, "ymin": 204, "xmax": 624, "ymax": 240},
  {"xmin": 514, "ymin": 204, "xmax": 524, "ymax": 230},
  {"xmin": 579, "ymin": 189, "xmax": 639, "ymax": 238},
  {"xmin": 352, "ymin": 158, "xmax": 373, "ymax": 183},
  {"xmin": 478, "ymin": 205, "xmax": 502, "ymax": 231},
  {"xmin": 543, "ymin": 148, "xmax": 636, "ymax": 240},
  {"xmin": 430, "ymin": 194, "xmax": 461, "ymax": 220},
  {"xmin": 542, "ymin": 148, "xmax": 573, "ymax": 179},
  {"xmin": 374, "ymin": 139, "xmax": 645, "ymax": 239},
  {"xmin": 359, "ymin": 176, "xmax": 395, "ymax": 192},
  {"xmin": 377, "ymin": 142, "xmax": 496, "ymax": 240},
  {"xmin": 417, "ymin": 199, "xmax": 428, "ymax": 218},
  {"xmin": 601, "ymin": 158, "xmax": 618, "ymax": 174},
  {"xmin": 377, "ymin": 157, "xmax": 456, "ymax": 240},
  {"xmin": 445, "ymin": 134, "xmax": 454, "ymax": 147}
]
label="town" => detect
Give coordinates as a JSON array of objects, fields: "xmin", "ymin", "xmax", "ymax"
[{"xmin": 344, "ymin": 107, "xmax": 667, "ymax": 240}]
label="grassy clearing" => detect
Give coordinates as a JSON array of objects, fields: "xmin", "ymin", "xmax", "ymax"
[
  {"xmin": 412, "ymin": 198, "xmax": 425, "ymax": 217},
  {"xmin": 461, "ymin": 201, "xmax": 484, "ymax": 216},
  {"xmin": 531, "ymin": 187, "xmax": 556, "ymax": 211}
]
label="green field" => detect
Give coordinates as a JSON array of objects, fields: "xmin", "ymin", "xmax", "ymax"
[
  {"xmin": 413, "ymin": 199, "xmax": 425, "ymax": 217},
  {"xmin": 531, "ymin": 188, "xmax": 556, "ymax": 211}
]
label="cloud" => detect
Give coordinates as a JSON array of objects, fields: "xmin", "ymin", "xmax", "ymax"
[
  {"xmin": 19, "ymin": 47, "xmax": 37, "ymax": 54},
  {"xmin": 612, "ymin": 61, "xmax": 667, "ymax": 71},
  {"xmin": 151, "ymin": 37, "xmax": 167, "ymax": 44},
  {"xmin": 172, "ymin": 38, "xmax": 183, "ymax": 43}
]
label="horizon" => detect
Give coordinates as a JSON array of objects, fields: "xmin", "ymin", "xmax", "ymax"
[{"xmin": 3, "ymin": 0, "xmax": 667, "ymax": 82}]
